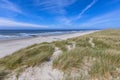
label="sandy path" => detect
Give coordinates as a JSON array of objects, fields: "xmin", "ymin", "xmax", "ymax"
[
  {"xmin": 7, "ymin": 47, "xmax": 64, "ymax": 80},
  {"xmin": 0, "ymin": 31, "xmax": 97, "ymax": 58},
  {"xmin": 67, "ymin": 42, "xmax": 76, "ymax": 50},
  {"xmin": 89, "ymin": 38, "xmax": 95, "ymax": 48},
  {"xmin": 6, "ymin": 41, "xmax": 77, "ymax": 80}
]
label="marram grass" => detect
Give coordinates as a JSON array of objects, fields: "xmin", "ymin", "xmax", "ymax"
[
  {"xmin": 0, "ymin": 29, "xmax": 120, "ymax": 80},
  {"xmin": 0, "ymin": 42, "xmax": 54, "ymax": 70}
]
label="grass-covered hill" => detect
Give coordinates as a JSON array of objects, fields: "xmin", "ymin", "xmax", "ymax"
[{"xmin": 0, "ymin": 29, "xmax": 120, "ymax": 80}]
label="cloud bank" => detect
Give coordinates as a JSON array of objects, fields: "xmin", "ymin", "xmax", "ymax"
[
  {"xmin": 0, "ymin": 0, "xmax": 22, "ymax": 13},
  {"xmin": 0, "ymin": 18, "xmax": 47, "ymax": 28}
]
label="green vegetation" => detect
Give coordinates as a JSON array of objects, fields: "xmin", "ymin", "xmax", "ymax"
[
  {"xmin": 0, "ymin": 42, "xmax": 54, "ymax": 70},
  {"xmin": 71, "ymin": 36, "xmax": 91, "ymax": 47},
  {"xmin": 53, "ymin": 29, "xmax": 120, "ymax": 79},
  {"xmin": 52, "ymin": 40, "xmax": 70, "ymax": 51},
  {"xmin": 53, "ymin": 47, "xmax": 93, "ymax": 71}
]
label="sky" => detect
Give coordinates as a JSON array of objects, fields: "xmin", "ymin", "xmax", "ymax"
[{"xmin": 0, "ymin": 0, "xmax": 120, "ymax": 29}]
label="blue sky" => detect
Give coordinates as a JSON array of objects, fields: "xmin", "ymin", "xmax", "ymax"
[{"xmin": 0, "ymin": 0, "xmax": 120, "ymax": 29}]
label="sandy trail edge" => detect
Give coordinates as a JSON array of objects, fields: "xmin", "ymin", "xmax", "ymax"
[
  {"xmin": 89, "ymin": 38, "xmax": 95, "ymax": 48},
  {"xmin": 0, "ymin": 31, "xmax": 98, "ymax": 58}
]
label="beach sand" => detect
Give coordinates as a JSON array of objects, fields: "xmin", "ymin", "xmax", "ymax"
[{"xmin": 0, "ymin": 31, "xmax": 97, "ymax": 58}]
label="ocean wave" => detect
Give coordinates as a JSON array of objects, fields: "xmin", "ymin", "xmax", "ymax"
[
  {"xmin": 0, "ymin": 31, "xmax": 80, "ymax": 40},
  {"xmin": 0, "ymin": 35, "xmax": 19, "ymax": 40}
]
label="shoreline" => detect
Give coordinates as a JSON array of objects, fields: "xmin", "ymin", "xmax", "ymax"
[
  {"xmin": 0, "ymin": 30, "xmax": 98, "ymax": 58},
  {"xmin": 0, "ymin": 31, "xmax": 86, "ymax": 42}
]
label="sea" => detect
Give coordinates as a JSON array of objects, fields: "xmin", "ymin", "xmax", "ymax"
[{"xmin": 0, "ymin": 29, "xmax": 94, "ymax": 41}]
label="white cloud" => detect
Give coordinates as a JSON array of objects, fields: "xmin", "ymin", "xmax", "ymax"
[
  {"xmin": 0, "ymin": 18, "xmax": 47, "ymax": 28},
  {"xmin": 34, "ymin": 0, "xmax": 77, "ymax": 25},
  {"xmin": 79, "ymin": 10, "xmax": 120, "ymax": 27},
  {"xmin": 76, "ymin": 0, "xmax": 97, "ymax": 20},
  {"xmin": 55, "ymin": 0, "xmax": 97, "ymax": 25},
  {"xmin": 0, "ymin": 0, "xmax": 22, "ymax": 13},
  {"xmin": 34, "ymin": 0, "xmax": 77, "ymax": 14}
]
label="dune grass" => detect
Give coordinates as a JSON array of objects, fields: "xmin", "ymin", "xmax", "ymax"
[
  {"xmin": 0, "ymin": 42, "xmax": 54, "ymax": 70},
  {"xmin": 53, "ymin": 47, "xmax": 94, "ymax": 71},
  {"xmin": 52, "ymin": 40, "xmax": 73, "ymax": 51},
  {"xmin": 53, "ymin": 29, "xmax": 120, "ymax": 79},
  {"xmin": 89, "ymin": 51, "xmax": 120, "ymax": 78}
]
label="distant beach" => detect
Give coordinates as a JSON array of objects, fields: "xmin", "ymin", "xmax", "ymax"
[{"xmin": 0, "ymin": 30, "xmax": 97, "ymax": 58}]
